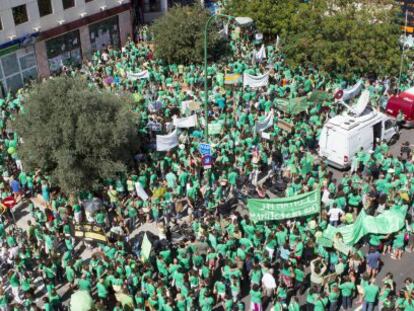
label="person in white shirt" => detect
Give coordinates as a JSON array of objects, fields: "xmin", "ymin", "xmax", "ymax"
[
  {"xmin": 261, "ymin": 268, "xmax": 277, "ymax": 297},
  {"xmin": 327, "ymin": 203, "xmax": 344, "ymax": 227}
]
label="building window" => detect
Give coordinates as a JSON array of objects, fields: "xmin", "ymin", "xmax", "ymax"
[
  {"xmin": 62, "ymin": 0, "xmax": 75, "ymax": 10},
  {"xmin": 144, "ymin": 0, "xmax": 162, "ymax": 13},
  {"xmin": 38, "ymin": 0, "xmax": 53, "ymax": 17},
  {"xmin": 12, "ymin": 5, "xmax": 29, "ymax": 26},
  {"xmin": 0, "ymin": 18, "xmax": 3, "ymax": 31},
  {"xmin": 0, "ymin": 47, "xmax": 38, "ymax": 94},
  {"xmin": 85, "ymin": 0, "xmax": 94, "ymax": 2},
  {"xmin": 46, "ymin": 30, "xmax": 82, "ymax": 73},
  {"xmin": 89, "ymin": 16, "xmax": 120, "ymax": 52}
]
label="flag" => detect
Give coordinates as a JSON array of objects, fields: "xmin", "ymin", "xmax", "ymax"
[
  {"xmin": 141, "ymin": 233, "xmax": 152, "ymax": 261},
  {"xmin": 256, "ymin": 111, "xmax": 274, "ymax": 132},
  {"xmin": 276, "ymin": 35, "xmax": 280, "ymax": 51},
  {"xmin": 255, "ymin": 44, "xmax": 267, "ymax": 62}
]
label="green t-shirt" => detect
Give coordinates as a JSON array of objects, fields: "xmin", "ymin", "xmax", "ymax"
[
  {"xmin": 364, "ymin": 284, "xmax": 379, "ymax": 303},
  {"xmin": 339, "ymin": 282, "xmax": 355, "ymax": 297}
]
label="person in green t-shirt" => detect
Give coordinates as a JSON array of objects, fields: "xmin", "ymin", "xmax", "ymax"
[
  {"xmin": 339, "ymin": 276, "xmax": 356, "ymax": 310},
  {"xmin": 363, "ymin": 279, "xmax": 379, "ymax": 311}
]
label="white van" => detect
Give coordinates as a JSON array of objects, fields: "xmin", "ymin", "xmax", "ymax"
[{"xmin": 319, "ymin": 107, "xmax": 398, "ymax": 169}]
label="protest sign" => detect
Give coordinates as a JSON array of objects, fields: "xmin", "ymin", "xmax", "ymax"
[
  {"xmin": 202, "ymin": 155, "xmax": 213, "ymax": 169},
  {"xmin": 224, "ymin": 73, "xmax": 242, "ymax": 85},
  {"xmin": 243, "ymin": 72, "xmax": 269, "ymax": 88},
  {"xmin": 173, "ymin": 115, "xmax": 197, "ymax": 128},
  {"xmin": 147, "ymin": 121, "xmax": 162, "ymax": 132},
  {"xmin": 74, "ymin": 224, "xmax": 108, "ymax": 242},
  {"xmin": 127, "ymin": 70, "xmax": 150, "ymax": 80},
  {"xmin": 199, "ymin": 143, "xmax": 211, "ymax": 156},
  {"xmin": 277, "ymin": 120, "xmax": 294, "ymax": 132},
  {"xmin": 208, "ymin": 122, "xmax": 223, "ymax": 135},
  {"xmin": 261, "ymin": 132, "xmax": 271, "ymax": 140},
  {"xmin": 135, "ymin": 182, "xmax": 149, "ymax": 201},
  {"xmin": 323, "ymin": 206, "xmax": 408, "ymax": 245},
  {"xmin": 141, "ymin": 233, "xmax": 152, "ymax": 262},
  {"xmin": 247, "ymin": 189, "xmax": 321, "ymax": 222},
  {"xmin": 255, "ymin": 44, "xmax": 267, "ymax": 62},
  {"xmin": 156, "ymin": 129, "xmax": 179, "ymax": 151}
]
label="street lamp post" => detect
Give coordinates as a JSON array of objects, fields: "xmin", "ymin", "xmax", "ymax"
[{"xmin": 203, "ymin": 14, "xmax": 252, "ymax": 141}]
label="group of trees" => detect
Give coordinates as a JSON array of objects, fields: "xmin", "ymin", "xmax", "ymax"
[
  {"xmin": 226, "ymin": 0, "xmax": 403, "ymax": 76},
  {"xmin": 150, "ymin": 0, "xmax": 404, "ymax": 76}
]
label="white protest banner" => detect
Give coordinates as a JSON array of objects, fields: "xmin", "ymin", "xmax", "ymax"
[
  {"xmin": 127, "ymin": 70, "xmax": 150, "ymax": 81},
  {"xmin": 261, "ymin": 132, "xmax": 271, "ymax": 140},
  {"xmin": 256, "ymin": 111, "xmax": 274, "ymax": 132},
  {"xmin": 135, "ymin": 182, "xmax": 149, "ymax": 201},
  {"xmin": 156, "ymin": 129, "xmax": 178, "ymax": 151},
  {"xmin": 243, "ymin": 72, "xmax": 269, "ymax": 88},
  {"xmin": 342, "ymin": 80, "xmax": 363, "ymax": 101},
  {"xmin": 255, "ymin": 44, "xmax": 267, "ymax": 62},
  {"xmin": 173, "ymin": 115, "xmax": 197, "ymax": 128}
]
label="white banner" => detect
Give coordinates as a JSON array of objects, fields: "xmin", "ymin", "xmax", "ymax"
[
  {"xmin": 342, "ymin": 80, "xmax": 363, "ymax": 101},
  {"xmin": 173, "ymin": 115, "xmax": 197, "ymax": 128},
  {"xmin": 156, "ymin": 129, "xmax": 179, "ymax": 151},
  {"xmin": 256, "ymin": 111, "xmax": 274, "ymax": 132},
  {"xmin": 135, "ymin": 182, "xmax": 149, "ymax": 201},
  {"xmin": 127, "ymin": 70, "xmax": 150, "ymax": 81},
  {"xmin": 243, "ymin": 72, "xmax": 269, "ymax": 88}
]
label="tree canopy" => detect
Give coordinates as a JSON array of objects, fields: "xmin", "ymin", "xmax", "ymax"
[
  {"xmin": 226, "ymin": 0, "xmax": 403, "ymax": 76},
  {"xmin": 151, "ymin": 4, "xmax": 224, "ymax": 64},
  {"xmin": 13, "ymin": 77, "xmax": 138, "ymax": 193}
]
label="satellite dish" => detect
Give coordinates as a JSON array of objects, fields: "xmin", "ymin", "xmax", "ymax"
[{"xmin": 352, "ymin": 90, "xmax": 370, "ymax": 116}]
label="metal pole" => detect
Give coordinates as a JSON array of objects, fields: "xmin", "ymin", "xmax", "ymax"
[
  {"xmin": 398, "ymin": 10, "xmax": 408, "ymax": 94},
  {"xmin": 204, "ymin": 14, "xmax": 234, "ymax": 142}
]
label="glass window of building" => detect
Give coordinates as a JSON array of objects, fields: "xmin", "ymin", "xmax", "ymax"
[
  {"xmin": 0, "ymin": 18, "xmax": 3, "ymax": 31},
  {"xmin": 62, "ymin": 0, "xmax": 75, "ymax": 10},
  {"xmin": 46, "ymin": 30, "xmax": 82, "ymax": 73},
  {"xmin": 0, "ymin": 47, "xmax": 38, "ymax": 94},
  {"xmin": 89, "ymin": 16, "xmax": 120, "ymax": 53},
  {"xmin": 144, "ymin": 0, "xmax": 162, "ymax": 12},
  {"xmin": 12, "ymin": 5, "xmax": 29, "ymax": 26},
  {"xmin": 38, "ymin": 0, "xmax": 53, "ymax": 17}
]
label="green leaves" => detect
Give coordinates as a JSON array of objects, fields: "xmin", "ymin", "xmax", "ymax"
[
  {"xmin": 13, "ymin": 77, "xmax": 139, "ymax": 193},
  {"xmin": 151, "ymin": 4, "xmax": 223, "ymax": 64},
  {"xmin": 227, "ymin": 0, "xmax": 402, "ymax": 76}
]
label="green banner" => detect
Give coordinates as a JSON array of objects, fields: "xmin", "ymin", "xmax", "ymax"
[
  {"xmin": 208, "ymin": 122, "xmax": 223, "ymax": 135},
  {"xmin": 323, "ymin": 206, "xmax": 408, "ymax": 246},
  {"xmin": 247, "ymin": 189, "xmax": 321, "ymax": 222}
]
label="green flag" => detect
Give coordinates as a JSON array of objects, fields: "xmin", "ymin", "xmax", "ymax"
[
  {"xmin": 141, "ymin": 233, "xmax": 152, "ymax": 262},
  {"xmin": 323, "ymin": 206, "xmax": 408, "ymax": 245},
  {"xmin": 247, "ymin": 189, "xmax": 321, "ymax": 222}
]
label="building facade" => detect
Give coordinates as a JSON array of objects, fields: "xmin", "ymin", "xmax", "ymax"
[
  {"xmin": 398, "ymin": 0, "xmax": 414, "ymax": 32},
  {"xmin": 0, "ymin": 0, "xmax": 134, "ymax": 95}
]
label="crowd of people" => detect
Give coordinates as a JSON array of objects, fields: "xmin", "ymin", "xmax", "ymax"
[{"xmin": 0, "ymin": 22, "xmax": 414, "ymax": 311}]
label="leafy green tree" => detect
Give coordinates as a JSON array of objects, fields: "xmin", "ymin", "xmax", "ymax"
[
  {"xmin": 283, "ymin": 0, "xmax": 402, "ymax": 76},
  {"xmin": 14, "ymin": 77, "xmax": 138, "ymax": 193},
  {"xmin": 226, "ymin": 0, "xmax": 402, "ymax": 76},
  {"xmin": 151, "ymin": 4, "xmax": 223, "ymax": 64},
  {"xmin": 225, "ymin": 0, "xmax": 300, "ymax": 37}
]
